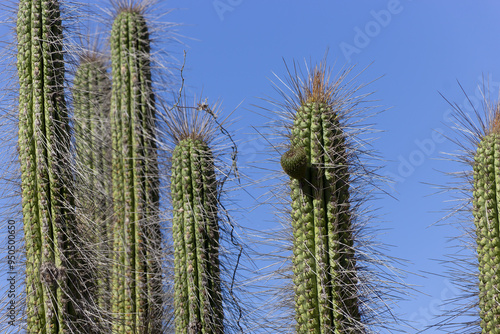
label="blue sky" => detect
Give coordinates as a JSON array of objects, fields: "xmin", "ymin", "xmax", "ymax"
[{"xmin": 3, "ymin": 0, "xmax": 500, "ymax": 332}]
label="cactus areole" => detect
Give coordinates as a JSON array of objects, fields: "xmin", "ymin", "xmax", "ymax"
[{"xmin": 287, "ymin": 68, "xmax": 360, "ymax": 333}]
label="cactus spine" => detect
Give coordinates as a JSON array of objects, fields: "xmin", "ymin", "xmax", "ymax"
[
  {"xmin": 110, "ymin": 7, "xmax": 163, "ymax": 333},
  {"xmin": 73, "ymin": 54, "xmax": 112, "ymax": 325},
  {"xmin": 16, "ymin": 0, "xmax": 81, "ymax": 332},
  {"xmin": 282, "ymin": 67, "xmax": 360, "ymax": 333},
  {"xmin": 171, "ymin": 136, "xmax": 223, "ymax": 334},
  {"xmin": 473, "ymin": 110, "xmax": 500, "ymax": 333}
]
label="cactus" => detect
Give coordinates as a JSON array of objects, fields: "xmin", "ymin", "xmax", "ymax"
[
  {"xmin": 16, "ymin": 0, "xmax": 85, "ymax": 332},
  {"xmin": 436, "ymin": 87, "xmax": 500, "ymax": 332},
  {"xmin": 472, "ymin": 108, "xmax": 500, "ymax": 333},
  {"xmin": 282, "ymin": 65, "xmax": 360, "ymax": 333},
  {"xmin": 171, "ymin": 135, "xmax": 223, "ymax": 334},
  {"xmin": 73, "ymin": 52, "xmax": 113, "ymax": 327},
  {"xmin": 109, "ymin": 5, "xmax": 164, "ymax": 333}
]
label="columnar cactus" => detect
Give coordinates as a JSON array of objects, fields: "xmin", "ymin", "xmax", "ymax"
[
  {"xmin": 473, "ymin": 109, "xmax": 500, "ymax": 333},
  {"xmin": 73, "ymin": 53, "xmax": 112, "ymax": 324},
  {"xmin": 110, "ymin": 5, "xmax": 163, "ymax": 333},
  {"xmin": 16, "ymin": 0, "xmax": 81, "ymax": 332},
  {"xmin": 171, "ymin": 136, "xmax": 223, "ymax": 334},
  {"xmin": 281, "ymin": 67, "xmax": 360, "ymax": 333}
]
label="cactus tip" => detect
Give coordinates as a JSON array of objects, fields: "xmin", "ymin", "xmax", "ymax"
[
  {"xmin": 111, "ymin": 0, "xmax": 150, "ymax": 15},
  {"xmin": 162, "ymin": 97, "xmax": 223, "ymax": 146},
  {"xmin": 303, "ymin": 64, "xmax": 334, "ymax": 105}
]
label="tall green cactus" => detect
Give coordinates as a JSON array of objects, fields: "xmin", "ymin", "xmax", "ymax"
[
  {"xmin": 171, "ymin": 136, "xmax": 223, "ymax": 334},
  {"xmin": 16, "ymin": 0, "xmax": 82, "ymax": 332},
  {"xmin": 73, "ymin": 53, "xmax": 112, "ymax": 328},
  {"xmin": 281, "ymin": 67, "xmax": 360, "ymax": 333},
  {"xmin": 110, "ymin": 5, "xmax": 163, "ymax": 333},
  {"xmin": 473, "ymin": 110, "xmax": 500, "ymax": 333}
]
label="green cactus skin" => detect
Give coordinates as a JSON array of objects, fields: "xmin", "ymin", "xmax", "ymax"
[
  {"xmin": 110, "ymin": 8, "xmax": 163, "ymax": 334},
  {"xmin": 473, "ymin": 125, "xmax": 500, "ymax": 333},
  {"xmin": 73, "ymin": 55, "xmax": 112, "ymax": 325},
  {"xmin": 16, "ymin": 0, "xmax": 82, "ymax": 332},
  {"xmin": 285, "ymin": 71, "xmax": 360, "ymax": 333},
  {"xmin": 171, "ymin": 138, "xmax": 223, "ymax": 334}
]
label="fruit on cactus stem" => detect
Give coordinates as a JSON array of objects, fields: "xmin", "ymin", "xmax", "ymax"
[{"xmin": 281, "ymin": 146, "xmax": 308, "ymax": 180}]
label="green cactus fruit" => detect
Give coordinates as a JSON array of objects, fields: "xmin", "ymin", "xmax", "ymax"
[
  {"xmin": 73, "ymin": 54, "xmax": 112, "ymax": 327},
  {"xmin": 16, "ymin": 0, "xmax": 83, "ymax": 332},
  {"xmin": 110, "ymin": 7, "xmax": 163, "ymax": 334},
  {"xmin": 288, "ymin": 68, "xmax": 360, "ymax": 333},
  {"xmin": 473, "ymin": 111, "xmax": 500, "ymax": 333},
  {"xmin": 281, "ymin": 146, "xmax": 308, "ymax": 180},
  {"xmin": 171, "ymin": 137, "xmax": 223, "ymax": 334}
]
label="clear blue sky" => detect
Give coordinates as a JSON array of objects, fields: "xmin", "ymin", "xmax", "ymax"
[{"xmin": 3, "ymin": 0, "xmax": 500, "ymax": 332}]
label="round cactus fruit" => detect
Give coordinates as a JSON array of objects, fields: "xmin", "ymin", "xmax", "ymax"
[{"xmin": 281, "ymin": 146, "xmax": 308, "ymax": 179}]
